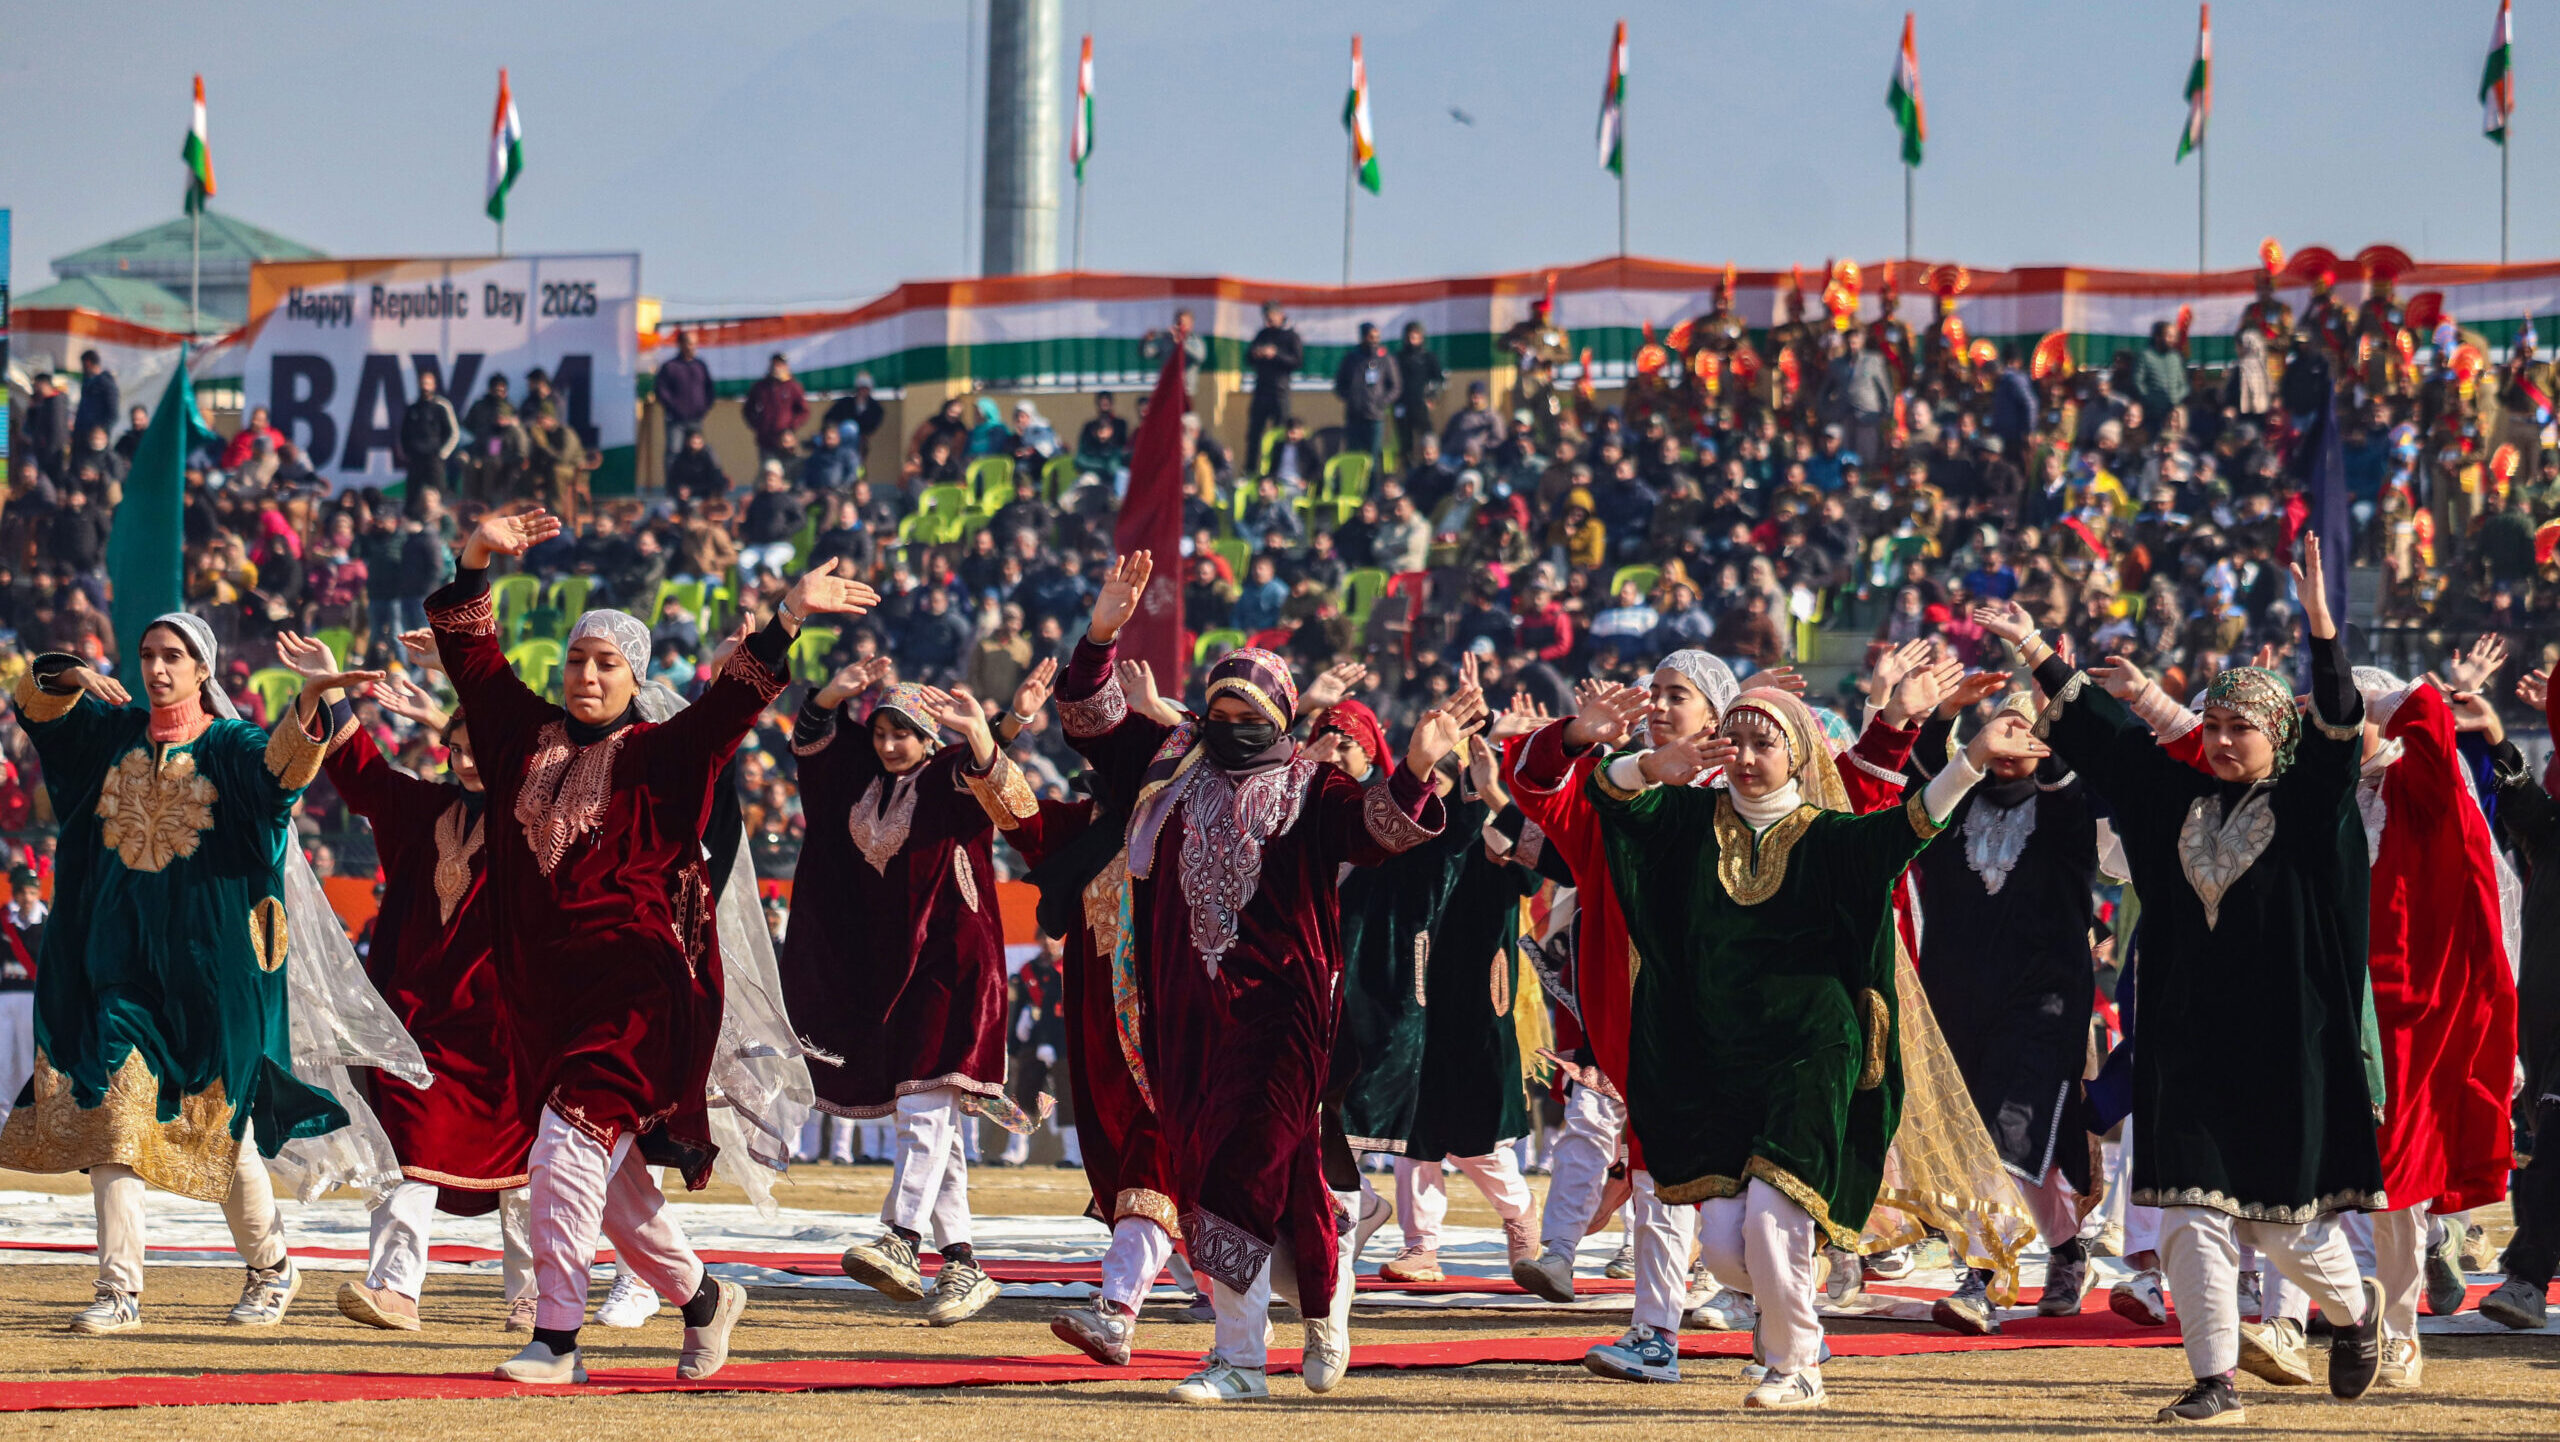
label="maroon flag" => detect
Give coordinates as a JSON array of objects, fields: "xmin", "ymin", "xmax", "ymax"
[{"xmin": 1112, "ymin": 337, "xmax": 1191, "ymax": 683}]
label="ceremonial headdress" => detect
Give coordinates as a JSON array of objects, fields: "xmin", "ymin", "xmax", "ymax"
[
  {"xmin": 2202, "ymin": 664, "xmax": 2302, "ymax": 775},
  {"xmin": 1721, "ymin": 686, "xmax": 1850, "ymax": 812}
]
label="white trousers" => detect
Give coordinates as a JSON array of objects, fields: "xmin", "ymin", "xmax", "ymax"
[
  {"xmin": 2157, "ymin": 1206, "xmax": 2367, "ymax": 1378},
  {"xmin": 880, "ymin": 1087, "xmax": 973, "ymax": 1249},
  {"xmin": 2018, "ymin": 1167, "xmax": 2084, "ymax": 1248},
  {"xmin": 1627, "ymin": 1169, "xmax": 1700, "ymax": 1333},
  {"xmin": 93, "ymin": 1124, "xmax": 285, "ymax": 1295},
  {"xmin": 1697, "ymin": 1178, "xmax": 1823, "ymax": 1371},
  {"xmin": 527, "ymin": 1107, "xmax": 704, "ymax": 1332},
  {"xmin": 1208, "ymin": 1224, "xmax": 1355, "ymax": 1370},
  {"xmin": 1098, "ymin": 1215, "xmax": 1174, "ymax": 1313},
  {"xmin": 1539, "ymin": 1081, "xmax": 1626, "ymax": 1252},
  {"xmin": 2261, "ymin": 1205, "xmax": 2422, "ymax": 1339},
  {"xmin": 0, "ymin": 991, "xmax": 33, "ymax": 1126},
  {"xmin": 1393, "ymin": 1150, "xmax": 1534, "ymax": 1251},
  {"xmin": 366, "ymin": 1180, "xmax": 534, "ymax": 1301}
]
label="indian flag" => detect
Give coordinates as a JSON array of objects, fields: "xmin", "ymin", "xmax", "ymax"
[
  {"xmin": 1344, "ymin": 35, "xmax": 1379, "ymax": 195},
  {"xmin": 2483, "ymin": 0, "xmax": 2514, "ymax": 144},
  {"xmin": 1886, "ymin": 13, "xmax": 1924, "ymax": 167},
  {"xmin": 1597, "ymin": 20, "xmax": 1627, "ymax": 176},
  {"xmin": 486, "ymin": 68, "xmax": 524, "ymax": 223},
  {"xmin": 181, "ymin": 75, "xmax": 215, "ymax": 215},
  {"xmin": 1072, "ymin": 35, "xmax": 1095, "ymax": 180},
  {"xmin": 2177, "ymin": 5, "xmax": 2211, "ymax": 162}
]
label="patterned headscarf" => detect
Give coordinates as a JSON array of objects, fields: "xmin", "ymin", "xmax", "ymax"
[
  {"xmin": 566, "ymin": 609, "xmax": 651, "ymax": 673},
  {"xmin": 1316, "ymin": 697, "xmax": 1387, "ymax": 768},
  {"xmin": 1656, "ymin": 649, "xmax": 1739, "ymax": 721},
  {"xmin": 1203, "ymin": 646, "xmax": 1299, "ymax": 731},
  {"xmin": 866, "ymin": 681, "xmax": 943, "ymax": 749},
  {"xmin": 1808, "ymin": 705, "xmax": 1858, "ymax": 756},
  {"xmin": 1721, "ymin": 686, "xmax": 1851, "ymax": 813},
  {"xmin": 2202, "ymin": 664, "xmax": 2302, "ymax": 775}
]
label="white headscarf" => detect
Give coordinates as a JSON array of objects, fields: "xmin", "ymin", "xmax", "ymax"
[
  {"xmin": 144, "ymin": 613, "xmax": 430, "ymax": 1202},
  {"xmin": 567, "ymin": 609, "xmax": 651, "ymax": 673},
  {"xmin": 1657, "ymin": 649, "xmax": 1740, "ymax": 719}
]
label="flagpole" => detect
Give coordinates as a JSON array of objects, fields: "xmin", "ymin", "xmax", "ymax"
[
  {"xmin": 2198, "ymin": 133, "xmax": 2207, "ymax": 275},
  {"xmin": 1617, "ymin": 161, "xmax": 1628, "ymax": 260},
  {"xmin": 496, "ymin": 218, "xmax": 505, "ymax": 260},
  {"xmin": 1342, "ymin": 127, "xmax": 1357, "ymax": 287},
  {"xmin": 190, "ymin": 207, "xmax": 201, "ymax": 338},
  {"xmin": 1903, "ymin": 163, "xmax": 1913, "ymax": 262},
  {"xmin": 1073, "ymin": 174, "xmax": 1086, "ymax": 271},
  {"xmin": 2501, "ymin": 128, "xmax": 2510, "ymax": 265}
]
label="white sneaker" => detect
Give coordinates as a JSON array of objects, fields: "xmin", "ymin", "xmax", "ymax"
[
  {"xmin": 924, "ymin": 1257, "xmax": 1000, "ymax": 1327},
  {"xmin": 1512, "ymin": 1241, "xmax": 1578, "ymax": 1303},
  {"xmin": 1690, "ymin": 1287, "xmax": 1758, "ymax": 1333},
  {"xmin": 1602, "ymin": 1241, "xmax": 1638, "ymax": 1280},
  {"xmin": 1169, "ymin": 1352, "xmax": 1269, "ymax": 1403},
  {"xmin": 2377, "ymin": 1334, "xmax": 2423, "ymax": 1391},
  {"xmin": 2108, "ymin": 1268, "xmax": 2167, "ymax": 1327},
  {"xmin": 1818, "ymin": 1246, "xmax": 1862, "ymax": 1307},
  {"xmin": 495, "ymin": 1338, "xmax": 588, "ymax": 1385},
  {"xmin": 1862, "ymin": 1246, "xmax": 1914, "ymax": 1281},
  {"xmin": 1743, "ymin": 1366, "xmax": 1827, "ymax": 1410},
  {"xmin": 1741, "ymin": 1337, "xmax": 1832, "ymax": 1383},
  {"xmin": 596, "ymin": 1271, "xmax": 663, "ymax": 1328},
  {"xmin": 68, "ymin": 1284, "xmax": 140, "ymax": 1335},
  {"xmin": 677, "ymin": 1278, "xmax": 747, "ymax": 1380},
  {"xmin": 226, "ymin": 1259, "xmax": 300, "ymax": 1326},
  {"xmin": 1050, "ymin": 1303, "xmax": 1136, "ymax": 1365},
  {"xmin": 1301, "ymin": 1245, "xmax": 1355, "ymax": 1393},
  {"xmin": 2235, "ymin": 1317, "xmax": 2315, "ymax": 1387}
]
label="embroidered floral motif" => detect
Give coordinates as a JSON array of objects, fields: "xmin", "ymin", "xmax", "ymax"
[
  {"xmin": 1490, "ymin": 950, "xmax": 1512, "ymax": 1017},
  {"xmin": 1905, "ymin": 787, "xmax": 1947, "ymax": 840},
  {"xmin": 1856, "ymin": 987, "xmax": 1890, "ymax": 1089},
  {"xmin": 1361, "ymin": 778, "xmax": 1437, "ymax": 853},
  {"xmin": 1962, "ymin": 797, "xmax": 2039, "ymax": 895},
  {"xmin": 2030, "ymin": 671, "xmax": 2089, "ymax": 739},
  {"xmin": 2127, "ymin": 1184, "xmax": 2388, "ymax": 1224},
  {"xmin": 1114, "ymin": 1187, "xmax": 1183, "ymax": 1239},
  {"xmin": 953, "ymin": 849, "xmax": 980, "ymax": 912},
  {"xmin": 428, "ymin": 590, "xmax": 498, "ymax": 636},
  {"xmin": 847, "ymin": 773, "xmax": 919, "ymax": 873},
  {"xmin": 719, "ymin": 636, "xmax": 787, "ymax": 703},
  {"xmin": 1711, "ymin": 793, "xmax": 1815, "ymax": 906},
  {"xmin": 1174, "ymin": 758, "xmax": 1315, "ymax": 971},
  {"xmin": 10, "ymin": 671, "xmax": 80, "ymax": 724},
  {"xmin": 514, "ymin": 722, "xmax": 628, "ymax": 876},
  {"xmin": 432, "ymin": 799, "xmax": 484, "ymax": 924},
  {"xmin": 2178, "ymin": 786, "xmax": 2276, "ymax": 929},
  {"xmin": 1182, "ymin": 1207, "xmax": 1274, "ymax": 1292},
  {"xmin": 97, "ymin": 747, "xmax": 218, "ymax": 874},
  {"xmin": 791, "ymin": 710, "xmax": 837, "ymax": 757},
  {"xmin": 961, "ymin": 755, "xmax": 1040, "ymax": 829},
  {"xmin": 1093, "ymin": 855, "xmax": 1153, "ymax": 1112},
  {"xmin": 264, "ymin": 708, "xmax": 344, "ymax": 790},
  {"xmin": 0, "ymin": 1051, "xmax": 238, "ymax": 1203},
  {"xmin": 1060, "ymin": 672, "xmax": 1129, "ymax": 737},
  {"xmin": 249, "ymin": 897, "xmax": 288, "ymax": 973},
  {"xmin": 1413, "ymin": 930, "xmax": 1431, "ymax": 1006}
]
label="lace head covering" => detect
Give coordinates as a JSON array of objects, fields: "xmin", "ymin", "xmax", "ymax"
[
  {"xmin": 2351, "ymin": 665, "xmax": 2410, "ymax": 730},
  {"xmin": 566, "ymin": 609, "xmax": 651, "ymax": 673},
  {"xmin": 2202, "ymin": 664, "xmax": 2302, "ymax": 775},
  {"xmin": 1655, "ymin": 649, "xmax": 1739, "ymax": 721}
]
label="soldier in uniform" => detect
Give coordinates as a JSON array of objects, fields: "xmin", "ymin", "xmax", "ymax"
[
  {"xmin": 1691, "ymin": 263, "xmax": 1749, "ymax": 359},
  {"xmin": 1866, "ymin": 268, "xmax": 1918, "ymax": 391},
  {"xmin": 2354, "ymin": 248, "xmax": 2416, "ymax": 403},
  {"xmin": 1919, "ymin": 265, "xmax": 1971, "ymax": 391},
  {"xmin": 2237, "ymin": 239, "xmax": 2297, "ymax": 397},
  {"xmin": 2298, "ymin": 257, "xmax": 2356, "ymax": 385},
  {"xmin": 1501, "ymin": 276, "xmax": 1574, "ymax": 447},
  {"xmin": 1762, "ymin": 266, "xmax": 1820, "ymax": 424}
]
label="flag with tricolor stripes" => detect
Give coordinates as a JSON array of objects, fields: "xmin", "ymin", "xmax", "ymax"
[
  {"xmin": 486, "ymin": 69, "xmax": 524, "ymax": 223},
  {"xmin": 1072, "ymin": 35, "xmax": 1095, "ymax": 180},
  {"xmin": 1597, "ymin": 20, "xmax": 1627, "ymax": 176},
  {"xmin": 1344, "ymin": 35, "xmax": 1379, "ymax": 195},
  {"xmin": 182, "ymin": 75, "xmax": 215, "ymax": 215},
  {"xmin": 2177, "ymin": 5, "xmax": 2211, "ymax": 162},
  {"xmin": 2483, "ymin": 0, "xmax": 2514, "ymax": 144},
  {"xmin": 1886, "ymin": 13, "xmax": 1924, "ymax": 167}
]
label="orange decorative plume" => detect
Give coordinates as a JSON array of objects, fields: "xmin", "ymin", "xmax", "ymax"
[
  {"xmin": 2356, "ymin": 245, "xmax": 2414, "ymax": 285},
  {"xmin": 1967, "ymin": 338, "xmax": 1998, "ymax": 366},
  {"xmin": 2403, "ymin": 291, "xmax": 2445, "ymax": 336},
  {"xmin": 1730, "ymin": 347, "xmax": 1761, "ymax": 387},
  {"xmin": 2174, "ymin": 304, "xmax": 2193, "ymax": 341},
  {"xmin": 1943, "ymin": 316, "xmax": 1968, "ymax": 351},
  {"xmin": 2285, "ymin": 245, "xmax": 2340, "ymax": 286},
  {"xmin": 2535, "ymin": 517, "xmax": 2560, "ymax": 568},
  {"xmin": 1693, "ymin": 350, "xmax": 1722, "ymax": 393},
  {"xmin": 2258, "ymin": 237, "xmax": 2285, "ymax": 276},
  {"xmin": 2453, "ymin": 343, "xmax": 2488, "ymax": 386},
  {"xmin": 2031, "ymin": 330, "xmax": 2073, "ymax": 381},
  {"xmin": 1665, "ymin": 317, "xmax": 1695, "ymax": 352},
  {"xmin": 1925, "ymin": 263, "xmax": 1970, "ymax": 298}
]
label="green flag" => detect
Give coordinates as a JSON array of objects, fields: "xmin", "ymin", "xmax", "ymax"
[{"xmin": 107, "ymin": 358, "xmax": 216, "ymax": 668}]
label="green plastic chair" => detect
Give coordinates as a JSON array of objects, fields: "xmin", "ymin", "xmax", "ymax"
[
  {"xmin": 519, "ymin": 604, "xmax": 564, "ymax": 642},
  {"xmin": 1322, "ymin": 453, "xmax": 1372, "ymax": 502},
  {"xmin": 965, "ymin": 456, "xmax": 1016, "ymax": 509},
  {"xmin": 246, "ymin": 667, "xmax": 304, "ymax": 722},
  {"xmin": 1609, "ymin": 564, "xmax": 1663, "ymax": 599},
  {"xmin": 313, "ymin": 626, "xmax": 356, "ymax": 670},
  {"xmin": 549, "ymin": 575, "xmax": 597, "ymax": 619},
  {"xmin": 1343, "ymin": 567, "xmax": 1391, "ymax": 627},
  {"xmin": 1211, "ymin": 537, "xmax": 1252, "ymax": 580},
  {"xmin": 788, "ymin": 625, "xmax": 841, "ymax": 685},
  {"xmin": 491, "ymin": 574, "xmax": 542, "ymax": 637},
  {"xmin": 508, "ymin": 638, "xmax": 564, "ymax": 696},
  {"xmin": 1192, "ymin": 629, "xmax": 1249, "ymax": 666},
  {"xmin": 920, "ymin": 485, "xmax": 975, "ymax": 522},
  {"xmin": 648, "ymin": 578, "xmax": 710, "ymax": 628},
  {"xmin": 1042, "ymin": 454, "xmax": 1080, "ymax": 503},
  {"xmin": 1257, "ymin": 428, "xmax": 1284, "ymax": 478}
]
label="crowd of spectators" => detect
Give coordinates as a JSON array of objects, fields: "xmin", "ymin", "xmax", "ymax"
[{"xmin": 3, "ymin": 283, "xmax": 2556, "ymax": 908}]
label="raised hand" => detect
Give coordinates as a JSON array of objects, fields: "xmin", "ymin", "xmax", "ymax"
[
  {"xmin": 1303, "ymin": 731, "xmax": 1343, "ymax": 767},
  {"xmin": 1639, "ymin": 732, "xmax": 1728, "ymax": 787},
  {"xmin": 463, "ymin": 507, "xmax": 561, "ymax": 566},
  {"xmin": 1119, "ymin": 658, "xmax": 1185, "ymax": 726},
  {"xmin": 927, "ymin": 684, "xmax": 999, "ymax": 761},
  {"xmin": 1869, "ymin": 638, "xmax": 1930, "ymax": 700},
  {"xmin": 1405, "ymin": 707, "xmax": 1463, "ymax": 781},
  {"xmin": 1010, "ymin": 656, "xmax": 1058, "ymax": 721},
  {"xmin": 2519, "ymin": 666, "xmax": 2550, "ymax": 711},
  {"xmin": 1299, "ymin": 660, "xmax": 1372, "ymax": 714},
  {"xmin": 1964, "ymin": 711, "xmax": 2053, "ymax": 770},
  {"xmin": 1751, "ymin": 665, "xmax": 1808, "ymax": 695},
  {"xmin": 367, "ymin": 674, "xmax": 451, "ymax": 730},
  {"xmin": 2446, "ymin": 633, "xmax": 2510, "ymax": 695},
  {"xmin": 1089, "ymin": 551, "xmax": 1154, "ymax": 644},
  {"xmin": 2088, "ymin": 656, "xmax": 2151, "ymax": 700},
  {"xmin": 2434, "ymin": 681, "xmax": 2507, "ymax": 744},
  {"xmin": 1563, "ymin": 681, "xmax": 1650, "ymax": 750},
  {"xmin": 397, "ymin": 628, "xmax": 444, "ymax": 676},
  {"xmin": 273, "ymin": 630, "xmax": 340, "ymax": 680},
  {"xmin": 60, "ymin": 665, "xmax": 130, "ymax": 708},
  {"xmin": 783, "ymin": 558, "xmax": 881, "ymax": 625},
  {"xmin": 1942, "ymin": 669, "xmax": 2015, "ymax": 718},
  {"xmin": 2249, "ymin": 642, "xmax": 2281, "ymax": 671},
  {"xmin": 1443, "ymin": 680, "xmax": 1491, "ymax": 736},
  {"xmin": 2289, "ymin": 531, "xmax": 2335, "ymax": 641},
  {"xmin": 816, "ymin": 656, "xmax": 891, "ymax": 710},
  {"xmin": 1487, "ymin": 689, "xmax": 1550, "ymax": 742},
  {"xmin": 1883, "ymin": 657, "xmax": 1962, "ymax": 729},
  {"xmin": 1970, "ymin": 598, "xmax": 2036, "ymax": 647}
]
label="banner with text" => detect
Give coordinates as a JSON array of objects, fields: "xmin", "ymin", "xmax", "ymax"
[{"xmin": 241, "ymin": 253, "xmax": 639, "ymax": 491}]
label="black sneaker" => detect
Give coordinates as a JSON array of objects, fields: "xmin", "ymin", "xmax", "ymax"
[
  {"xmin": 2328, "ymin": 1276, "xmax": 2385, "ymax": 1400},
  {"xmin": 2154, "ymin": 1373, "xmax": 2247, "ymax": 1425},
  {"xmin": 2038, "ymin": 1238, "xmax": 2090, "ymax": 1317}
]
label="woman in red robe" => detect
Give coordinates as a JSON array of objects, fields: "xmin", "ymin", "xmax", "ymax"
[
  {"xmin": 791, "ymin": 662, "xmax": 1011, "ymax": 1328},
  {"xmin": 1060, "ymin": 551, "xmax": 1469, "ymax": 1405},
  {"xmin": 429, "ymin": 507, "xmax": 877, "ymax": 1387},
  {"xmin": 296, "ymin": 656, "xmax": 536, "ymax": 1334}
]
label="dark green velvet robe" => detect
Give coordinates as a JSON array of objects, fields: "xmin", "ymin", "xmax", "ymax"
[
  {"xmin": 1403, "ymin": 818, "xmax": 1541, "ymax": 1162},
  {"xmin": 1338, "ymin": 791, "xmax": 1487, "ymax": 1153},
  {"xmin": 1592, "ymin": 768, "xmax": 1944, "ymax": 1247},
  {"xmin": 2035, "ymin": 665, "xmax": 2386, "ymax": 1221},
  {"xmin": 0, "ymin": 677, "xmax": 347, "ymax": 1203}
]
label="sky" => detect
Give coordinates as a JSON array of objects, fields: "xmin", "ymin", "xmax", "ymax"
[{"xmin": 0, "ymin": 1, "xmax": 2546, "ymax": 319}]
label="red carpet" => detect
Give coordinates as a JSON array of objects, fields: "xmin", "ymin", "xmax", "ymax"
[{"xmin": 0, "ymin": 1315, "xmax": 2188, "ymax": 1412}]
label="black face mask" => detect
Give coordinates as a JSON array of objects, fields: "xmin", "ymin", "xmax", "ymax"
[{"xmin": 1202, "ymin": 718, "xmax": 1281, "ymax": 770}]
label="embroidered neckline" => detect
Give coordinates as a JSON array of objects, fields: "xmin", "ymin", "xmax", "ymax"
[
  {"xmin": 514, "ymin": 722, "xmax": 629, "ymax": 875},
  {"xmin": 1172, "ymin": 756, "xmax": 1316, "ymax": 970},
  {"xmin": 2177, "ymin": 784, "xmax": 2276, "ymax": 929},
  {"xmin": 1962, "ymin": 794, "xmax": 2039, "ymax": 895},
  {"xmin": 1712, "ymin": 792, "xmax": 1815, "ymax": 906},
  {"xmin": 848, "ymin": 771, "xmax": 920, "ymax": 873},
  {"xmin": 433, "ymin": 797, "xmax": 485, "ymax": 924}
]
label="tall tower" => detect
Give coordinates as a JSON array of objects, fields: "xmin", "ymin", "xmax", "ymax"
[{"xmin": 981, "ymin": 0, "xmax": 1061, "ymax": 276}]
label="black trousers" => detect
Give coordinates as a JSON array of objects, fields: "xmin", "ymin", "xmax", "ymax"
[
  {"xmin": 1245, "ymin": 387, "xmax": 1288, "ymax": 472},
  {"xmin": 2504, "ymin": 1097, "xmax": 2560, "ymax": 1286}
]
